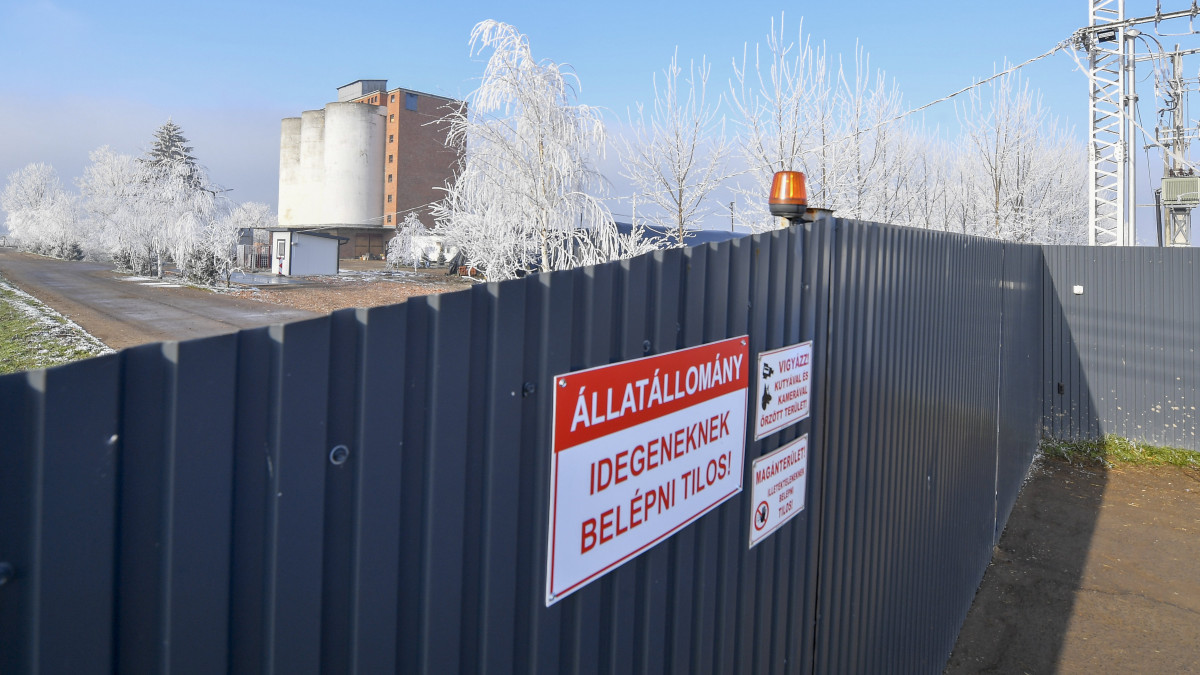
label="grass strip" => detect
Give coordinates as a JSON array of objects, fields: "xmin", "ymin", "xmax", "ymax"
[
  {"xmin": 0, "ymin": 276, "xmax": 112, "ymax": 375},
  {"xmin": 1041, "ymin": 435, "xmax": 1199, "ymax": 469}
]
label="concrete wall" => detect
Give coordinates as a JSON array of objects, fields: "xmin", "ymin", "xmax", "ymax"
[
  {"xmin": 322, "ymin": 102, "xmax": 385, "ymax": 226},
  {"xmin": 277, "ymin": 118, "xmax": 303, "ymax": 226}
]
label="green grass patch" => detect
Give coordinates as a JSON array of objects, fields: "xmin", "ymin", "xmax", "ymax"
[
  {"xmin": 1041, "ymin": 435, "xmax": 1200, "ymax": 469},
  {"xmin": 0, "ymin": 278, "xmax": 111, "ymax": 375}
]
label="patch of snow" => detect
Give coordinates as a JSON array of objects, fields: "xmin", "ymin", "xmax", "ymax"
[{"xmin": 0, "ymin": 277, "xmax": 113, "ymax": 354}]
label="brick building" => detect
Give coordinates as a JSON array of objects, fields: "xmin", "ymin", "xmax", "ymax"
[{"xmin": 277, "ymin": 79, "xmax": 460, "ymax": 259}]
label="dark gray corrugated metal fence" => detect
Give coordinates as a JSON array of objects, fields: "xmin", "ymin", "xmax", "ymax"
[
  {"xmin": 0, "ymin": 220, "xmax": 1059, "ymax": 674},
  {"xmin": 1042, "ymin": 246, "xmax": 1199, "ymax": 451},
  {"xmin": 812, "ymin": 225, "xmax": 1043, "ymax": 673}
]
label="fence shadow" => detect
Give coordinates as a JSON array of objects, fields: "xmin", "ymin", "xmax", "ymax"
[{"xmin": 946, "ymin": 261, "xmax": 1108, "ymax": 674}]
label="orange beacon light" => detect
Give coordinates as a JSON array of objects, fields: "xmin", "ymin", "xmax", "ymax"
[{"xmin": 768, "ymin": 171, "xmax": 808, "ymax": 220}]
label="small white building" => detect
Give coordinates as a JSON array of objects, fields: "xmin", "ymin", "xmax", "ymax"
[{"xmin": 270, "ymin": 230, "xmax": 346, "ymax": 276}]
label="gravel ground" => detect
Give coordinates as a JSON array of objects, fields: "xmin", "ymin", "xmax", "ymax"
[{"xmin": 225, "ymin": 266, "xmax": 474, "ymax": 314}]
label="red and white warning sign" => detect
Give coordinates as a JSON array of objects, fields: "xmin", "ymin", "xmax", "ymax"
[
  {"xmin": 753, "ymin": 341, "xmax": 813, "ymax": 440},
  {"xmin": 546, "ymin": 336, "xmax": 749, "ymax": 606},
  {"xmin": 748, "ymin": 434, "xmax": 808, "ymax": 548}
]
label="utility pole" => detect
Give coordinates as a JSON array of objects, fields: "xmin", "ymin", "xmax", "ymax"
[{"xmin": 1158, "ymin": 45, "xmax": 1199, "ymax": 246}]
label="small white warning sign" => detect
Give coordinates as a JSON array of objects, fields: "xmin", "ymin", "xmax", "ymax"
[
  {"xmin": 748, "ymin": 434, "xmax": 808, "ymax": 548},
  {"xmin": 753, "ymin": 341, "xmax": 812, "ymax": 440}
]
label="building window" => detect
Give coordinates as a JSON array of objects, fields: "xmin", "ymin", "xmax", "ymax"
[
  {"xmin": 390, "ymin": 94, "xmax": 396, "ymax": 102},
  {"xmin": 389, "ymin": 134, "xmax": 394, "ymax": 143},
  {"xmin": 387, "ymin": 194, "xmax": 392, "ymax": 203},
  {"xmin": 389, "ymin": 114, "xmax": 394, "ymax": 122},
  {"xmin": 387, "ymin": 215, "xmax": 392, "ymax": 223},
  {"xmin": 406, "ymin": 93, "xmax": 418, "ymax": 111},
  {"xmin": 389, "ymin": 154, "xmax": 393, "ymax": 163},
  {"xmin": 388, "ymin": 174, "xmax": 393, "ymax": 183}
]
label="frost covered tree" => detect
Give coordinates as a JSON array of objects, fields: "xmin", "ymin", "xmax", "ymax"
[
  {"xmin": 820, "ymin": 48, "xmax": 911, "ymax": 222},
  {"xmin": 725, "ymin": 17, "xmax": 1088, "ymax": 241},
  {"xmin": 728, "ymin": 15, "xmax": 831, "ymax": 230},
  {"xmin": 730, "ymin": 17, "xmax": 920, "ymax": 229},
  {"xmin": 199, "ymin": 201, "xmax": 268, "ymax": 286},
  {"xmin": 140, "ymin": 121, "xmax": 234, "ymax": 280},
  {"xmin": 433, "ymin": 20, "xmax": 654, "ymax": 280},
  {"xmin": 619, "ymin": 49, "xmax": 730, "ymax": 245},
  {"xmin": 953, "ymin": 71, "xmax": 1087, "ymax": 244},
  {"xmin": 143, "ymin": 119, "xmax": 201, "ymax": 189},
  {"xmin": 5, "ymin": 121, "xmax": 263, "ymax": 283},
  {"xmin": 1, "ymin": 163, "xmax": 84, "ymax": 259},
  {"xmin": 76, "ymin": 125, "xmax": 225, "ymax": 279},
  {"xmin": 904, "ymin": 133, "xmax": 951, "ymax": 231},
  {"xmin": 386, "ymin": 212, "xmax": 427, "ymax": 268},
  {"xmin": 76, "ymin": 136, "xmax": 253, "ymax": 283},
  {"xmin": 78, "ymin": 146, "xmax": 162, "ymax": 273}
]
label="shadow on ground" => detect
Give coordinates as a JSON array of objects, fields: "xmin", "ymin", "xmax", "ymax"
[
  {"xmin": 947, "ymin": 459, "xmax": 1106, "ymax": 673},
  {"xmin": 947, "ymin": 458, "xmax": 1200, "ymax": 673}
]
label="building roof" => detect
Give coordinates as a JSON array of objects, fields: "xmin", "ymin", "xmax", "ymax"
[
  {"xmin": 338, "ymin": 79, "xmax": 387, "ymax": 91},
  {"xmin": 385, "ymin": 86, "xmax": 460, "ymax": 104},
  {"xmin": 270, "ymin": 229, "xmax": 351, "ymax": 243}
]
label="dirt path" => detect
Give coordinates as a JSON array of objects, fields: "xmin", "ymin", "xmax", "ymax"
[
  {"xmin": 947, "ymin": 459, "xmax": 1200, "ymax": 674},
  {"xmin": 0, "ymin": 248, "xmax": 319, "ymax": 349}
]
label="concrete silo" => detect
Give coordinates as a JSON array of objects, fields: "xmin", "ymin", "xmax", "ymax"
[
  {"xmin": 298, "ymin": 109, "xmax": 327, "ymax": 225},
  {"xmin": 322, "ymin": 101, "xmax": 385, "ymax": 226},
  {"xmin": 275, "ymin": 80, "xmax": 461, "ymax": 258},
  {"xmin": 277, "ymin": 117, "xmax": 303, "ymax": 226}
]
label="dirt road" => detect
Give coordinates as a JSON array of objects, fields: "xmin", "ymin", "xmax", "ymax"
[
  {"xmin": 947, "ymin": 459, "xmax": 1200, "ymax": 674},
  {"xmin": 0, "ymin": 248, "xmax": 319, "ymax": 349}
]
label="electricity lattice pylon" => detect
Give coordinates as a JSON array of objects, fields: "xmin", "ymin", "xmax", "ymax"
[{"xmin": 1088, "ymin": 0, "xmax": 1137, "ymax": 246}]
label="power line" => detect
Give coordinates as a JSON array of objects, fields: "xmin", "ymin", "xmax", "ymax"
[
  {"xmin": 867, "ymin": 40, "xmax": 1074, "ymax": 134},
  {"xmin": 1064, "ymin": 43, "xmax": 1200, "ymax": 175}
]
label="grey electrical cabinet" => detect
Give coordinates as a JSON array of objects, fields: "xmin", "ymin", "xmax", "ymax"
[{"xmin": 1161, "ymin": 176, "xmax": 1200, "ymax": 205}]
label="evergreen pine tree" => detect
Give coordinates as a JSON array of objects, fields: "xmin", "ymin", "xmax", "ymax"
[{"xmin": 142, "ymin": 119, "xmax": 200, "ymax": 188}]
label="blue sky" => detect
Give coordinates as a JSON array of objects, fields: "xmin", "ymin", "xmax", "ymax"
[{"xmin": 0, "ymin": 0, "xmax": 1155, "ymax": 219}]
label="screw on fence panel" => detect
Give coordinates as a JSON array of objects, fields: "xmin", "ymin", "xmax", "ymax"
[{"xmin": 329, "ymin": 445, "xmax": 350, "ymax": 466}]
